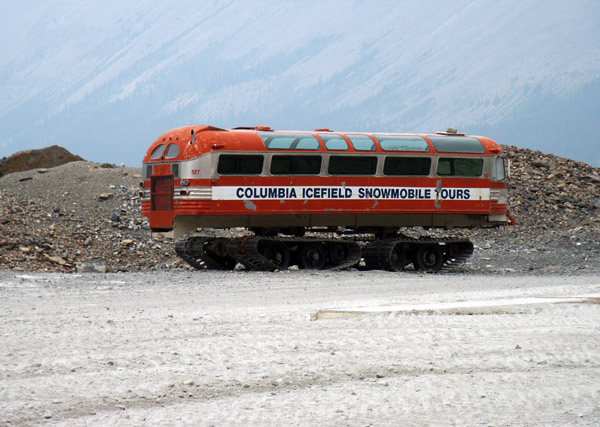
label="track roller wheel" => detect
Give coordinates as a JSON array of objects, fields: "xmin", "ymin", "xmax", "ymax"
[
  {"xmin": 413, "ymin": 244, "xmax": 444, "ymax": 272},
  {"xmin": 206, "ymin": 239, "xmax": 237, "ymax": 270},
  {"xmin": 214, "ymin": 256, "xmax": 237, "ymax": 270},
  {"xmin": 259, "ymin": 241, "xmax": 290, "ymax": 270},
  {"xmin": 446, "ymin": 241, "xmax": 474, "ymax": 259},
  {"xmin": 328, "ymin": 243, "xmax": 348, "ymax": 267},
  {"xmin": 299, "ymin": 243, "xmax": 327, "ymax": 270},
  {"xmin": 385, "ymin": 243, "xmax": 406, "ymax": 272}
]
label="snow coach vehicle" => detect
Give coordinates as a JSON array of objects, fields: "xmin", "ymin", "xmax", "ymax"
[{"xmin": 140, "ymin": 125, "xmax": 511, "ymax": 272}]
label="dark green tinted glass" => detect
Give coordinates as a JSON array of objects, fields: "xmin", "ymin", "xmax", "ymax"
[
  {"xmin": 271, "ymin": 155, "xmax": 322, "ymax": 175},
  {"xmin": 384, "ymin": 157, "xmax": 431, "ymax": 176},
  {"xmin": 217, "ymin": 155, "xmax": 264, "ymax": 175},
  {"xmin": 437, "ymin": 158, "xmax": 483, "ymax": 176},
  {"xmin": 329, "ymin": 156, "xmax": 377, "ymax": 175}
]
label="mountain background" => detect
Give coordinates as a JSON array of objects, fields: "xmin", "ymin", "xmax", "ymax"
[{"xmin": 1, "ymin": 0, "xmax": 599, "ymax": 166}]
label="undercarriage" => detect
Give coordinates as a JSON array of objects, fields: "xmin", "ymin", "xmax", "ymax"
[{"xmin": 174, "ymin": 230, "xmax": 474, "ymax": 272}]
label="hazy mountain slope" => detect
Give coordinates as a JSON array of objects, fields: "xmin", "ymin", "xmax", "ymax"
[{"xmin": 1, "ymin": 0, "xmax": 599, "ymax": 165}]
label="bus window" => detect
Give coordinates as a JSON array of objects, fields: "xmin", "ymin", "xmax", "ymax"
[
  {"xmin": 295, "ymin": 137, "xmax": 320, "ymax": 150},
  {"xmin": 376, "ymin": 135, "xmax": 430, "ymax": 152},
  {"xmin": 329, "ymin": 156, "xmax": 377, "ymax": 175},
  {"xmin": 429, "ymin": 136, "xmax": 485, "ymax": 153},
  {"xmin": 384, "ymin": 157, "xmax": 431, "ymax": 176},
  {"xmin": 437, "ymin": 158, "xmax": 483, "ymax": 177},
  {"xmin": 150, "ymin": 144, "xmax": 166, "ymax": 159},
  {"xmin": 319, "ymin": 133, "xmax": 348, "ymax": 150},
  {"xmin": 347, "ymin": 134, "xmax": 376, "ymax": 151},
  {"xmin": 494, "ymin": 157, "xmax": 505, "ymax": 181},
  {"xmin": 144, "ymin": 165, "xmax": 153, "ymax": 179},
  {"xmin": 217, "ymin": 155, "xmax": 264, "ymax": 175},
  {"xmin": 165, "ymin": 144, "xmax": 180, "ymax": 159},
  {"xmin": 259, "ymin": 133, "xmax": 320, "ymax": 150},
  {"xmin": 271, "ymin": 155, "xmax": 322, "ymax": 175}
]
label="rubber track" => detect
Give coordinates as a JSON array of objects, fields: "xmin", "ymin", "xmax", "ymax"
[
  {"xmin": 363, "ymin": 237, "xmax": 474, "ymax": 271},
  {"xmin": 225, "ymin": 236, "xmax": 277, "ymax": 271},
  {"xmin": 363, "ymin": 240, "xmax": 409, "ymax": 271},
  {"xmin": 175, "ymin": 237, "xmax": 236, "ymax": 270},
  {"xmin": 442, "ymin": 239, "xmax": 474, "ymax": 270},
  {"xmin": 226, "ymin": 236, "xmax": 362, "ymax": 271},
  {"xmin": 176, "ymin": 235, "xmax": 473, "ymax": 272}
]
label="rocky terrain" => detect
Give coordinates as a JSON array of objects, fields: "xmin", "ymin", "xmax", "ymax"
[
  {"xmin": 463, "ymin": 145, "xmax": 600, "ymax": 273},
  {"xmin": 0, "ymin": 145, "xmax": 599, "ymax": 274}
]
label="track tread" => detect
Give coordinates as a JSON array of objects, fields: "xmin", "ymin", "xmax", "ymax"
[
  {"xmin": 175, "ymin": 233, "xmax": 473, "ymax": 272},
  {"xmin": 175, "ymin": 237, "xmax": 236, "ymax": 270}
]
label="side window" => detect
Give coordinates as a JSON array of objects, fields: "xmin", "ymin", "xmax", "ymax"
[
  {"xmin": 144, "ymin": 165, "xmax": 153, "ymax": 179},
  {"xmin": 264, "ymin": 135, "xmax": 297, "ymax": 149},
  {"xmin": 384, "ymin": 157, "xmax": 431, "ymax": 176},
  {"xmin": 217, "ymin": 155, "xmax": 264, "ymax": 175},
  {"xmin": 429, "ymin": 136, "xmax": 485, "ymax": 153},
  {"xmin": 319, "ymin": 133, "xmax": 348, "ymax": 150},
  {"xmin": 328, "ymin": 156, "xmax": 377, "ymax": 175},
  {"xmin": 492, "ymin": 157, "xmax": 506, "ymax": 181},
  {"xmin": 259, "ymin": 133, "xmax": 320, "ymax": 150},
  {"xmin": 375, "ymin": 135, "xmax": 430, "ymax": 152},
  {"xmin": 295, "ymin": 137, "xmax": 320, "ymax": 150},
  {"xmin": 270, "ymin": 155, "xmax": 322, "ymax": 175},
  {"xmin": 347, "ymin": 134, "xmax": 376, "ymax": 151},
  {"xmin": 437, "ymin": 158, "xmax": 483, "ymax": 177}
]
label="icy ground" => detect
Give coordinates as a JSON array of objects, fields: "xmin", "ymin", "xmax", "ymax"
[{"xmin": 1, "ymin": 270, "xmax": 599, "ymax": 426}]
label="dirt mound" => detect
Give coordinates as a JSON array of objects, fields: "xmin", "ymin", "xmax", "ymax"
[
  {"xmin": 0, "ymin": 145, "xmax": 84, "ymax": 177},
  {"xmin": 0, "ymin": 146, "xmax": 598, "ymax": 273}
]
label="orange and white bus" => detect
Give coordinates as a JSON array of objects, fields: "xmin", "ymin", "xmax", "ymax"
[{"xmin": 141, "ymin": 125, "xmax": 511, "ymax": 271}]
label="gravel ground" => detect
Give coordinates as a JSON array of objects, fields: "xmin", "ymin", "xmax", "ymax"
[{"xmin": 1, "ymin": 270, "xmax": 599, "ymax": 426}]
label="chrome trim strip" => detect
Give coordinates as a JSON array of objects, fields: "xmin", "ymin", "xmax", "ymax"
[{"xmin": 174, "ymin": 186, "xmax": 212, "ymax": 200}]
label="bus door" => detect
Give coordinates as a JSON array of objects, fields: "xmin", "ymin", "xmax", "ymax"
[{"xmin": 150, "ymin": 164, "xmax": 175, "ymax": 228}]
